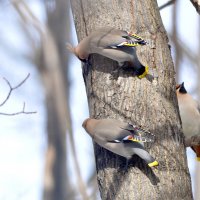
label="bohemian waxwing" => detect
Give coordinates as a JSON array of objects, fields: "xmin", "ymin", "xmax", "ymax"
[
  {"xmin": 176, "ymin": 82, "xmax": 200, "ymax": 161},
  {"xmin": 67, "ymin": 27, "xmax": 148, "ymax": 78},
  {"xmin": 82, "ymin": 118, "xmax": 158, "ymax": 167}
]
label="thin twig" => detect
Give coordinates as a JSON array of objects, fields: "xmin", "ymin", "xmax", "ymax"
[
  {"xmin": 0, "ymin": 74, "xmax": 37, "ymax": 116},
  {"xmin": 0, "ymin": 102, "xmax": 37, "ymax": 116},
  {"xmin": 0, "ymin": 73, "xmax": 30, "ymax": 106},
  {"xmin": 159, "ymin": 0, "xmax": 176, "ymax": 10}
]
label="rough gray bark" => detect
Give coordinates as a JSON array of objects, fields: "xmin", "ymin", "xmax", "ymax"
[{"xmin": 70, "ymin": 0, "xmax": 193, "ymax": 199}]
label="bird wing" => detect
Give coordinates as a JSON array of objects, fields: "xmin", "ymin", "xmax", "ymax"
[
  {"xmin": 108, "ymin": 28, "xmax": 147, "ymax": 47},
  {"xmin": 95, "ymin": 119, "xmax": 154, "ymax": 143},
  {"xmin": 90, "ymin": 28, "xmax": 147, "ymax": 50},
  {"xmin": 117, "ymin": 121, "xmax": 155, "ymax": 142}
]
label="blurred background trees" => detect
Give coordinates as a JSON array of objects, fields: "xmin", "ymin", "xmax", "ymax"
[{"xmin": 0, "ymin": 0, "xmax": 199, "ymax": 199}]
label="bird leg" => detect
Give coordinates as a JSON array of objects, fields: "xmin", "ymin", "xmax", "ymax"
[{"xmin": 122, "ymin": 158, "xmax": 129, "ymax": 173}]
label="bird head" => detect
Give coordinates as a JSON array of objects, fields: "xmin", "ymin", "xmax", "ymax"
[
  {"xmin": 82, "ymin": 118, "xmax": 91, "ymax": 129},
  {"xmin": 66, "ymin": 43, "xmax": 87, "ymax": 62},
  {"xmin": 176, "ymin": 82, "xmax": 187, "ymax": 94}
]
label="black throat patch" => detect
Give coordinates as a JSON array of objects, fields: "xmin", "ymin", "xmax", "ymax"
[{"xmin": 78, "ymin": 56, "xmax": 87, "ymax": 63}]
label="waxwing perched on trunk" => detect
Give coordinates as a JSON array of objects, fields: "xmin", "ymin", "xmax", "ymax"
[
  {"xmin": 176, "ymin": 82, "xmax": 200, "ymax": 161},
  {"xmin": 82, "ymin": 118, "xmax": 158, "ymax": 167},
  {"xmin": 67, "ymin": 27, "xmax": 148, "ymax": 79}
]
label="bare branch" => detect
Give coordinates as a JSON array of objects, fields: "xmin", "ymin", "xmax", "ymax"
[
  {"xmin": 159, "ymin": 0, "xmax": 176, "ymax": 10},
  {"xmin": 185, "ymin": 135, "xmax": 200, "ymax": 147},
  {"xmin": 0, "ymin": 73, "xmax": 30, "ymax": 107},
  {"xmin": 0, "ymin": 74, "xmax": 36, "ymax": 116},
  {"xmin": 0, "ymin": 102, "xmax": 37, "ymax": 116},
  {"xmin": 189, "ymin": 0, "xmax": 200, "ymax": 14}
]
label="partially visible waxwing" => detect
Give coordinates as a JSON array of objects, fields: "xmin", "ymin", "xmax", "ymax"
[
  {"xmin": 82, "ymin": 118, "xmax": 158, "ymax": 167},
  {"xmin": 67, "ymin": 27, "xmax": 148, "ymax": 79},
  {"xmin": 176, "ymin": 82, "xmax": 200, "ymax": 161}
]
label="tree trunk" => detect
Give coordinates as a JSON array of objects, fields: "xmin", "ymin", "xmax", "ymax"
[
  {"xmin": 40, "ymin": 28, "xmax": 69, "ymax": 200},
  {"xmin": 70, "ymin": 0, "xmax": 193, "ymax": 199},
  {"xmin": 39, "ymin": 1, "xmax": 71, "ymax": 199}
]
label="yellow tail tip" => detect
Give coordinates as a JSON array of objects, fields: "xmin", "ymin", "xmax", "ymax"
[
  {"xmin": 148, "ymin": 160, "xmax": 159, "ymax": 167},
  {"xmin": 196, "ymin": 157, "xmax": 200, "ymax": 161},
  {"xmin": 138, "ymin": 66, "xmax": 149, "ymax": 79}
]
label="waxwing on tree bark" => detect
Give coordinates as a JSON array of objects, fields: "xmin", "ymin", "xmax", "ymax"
[
  {"xmin": 82, "ymin": 118, "xmax": 158, "ymax": 167},
  {"xmin": 67, "ymin": 27, "xmax": 149, "ymax": 79},
  {"xmin": 176, "ymin": 82, "xmax": 200, "ymax": 161}
]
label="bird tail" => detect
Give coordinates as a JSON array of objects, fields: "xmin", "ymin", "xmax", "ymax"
[
  {"xmin": 132, "ymin": 145, "xmax": 159, "ymax": 167},
  {"xmin": 66, "ymin": 43, "xmax": 76, "ymax": 55},
  {"xmin": 148, "ymin": 160, "xmax": 159, "ymax": 167}
]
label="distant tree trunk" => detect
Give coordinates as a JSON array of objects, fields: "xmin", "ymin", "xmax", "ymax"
[
  {"xmin": 38, "ymin": 1, "xmax": 72, "ymax": 199},
  {"xmin": 40, "ymin": 6, "xmax": 70, "ymax": 200},
  {"xmin": 12, "ymin": 0, "xmax": 88, "ymax": 199},
  {"xmin": 12, "ymin": 0, "xmax": 71, "ymax": 199},
  {"xmin": 70, "ymin": 0, "xmax": 193, "ymax": 199}
]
